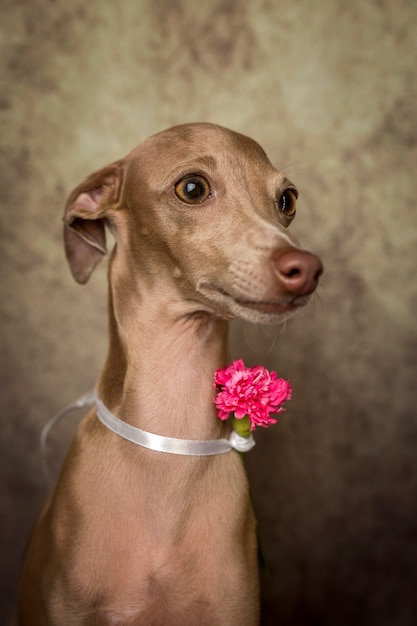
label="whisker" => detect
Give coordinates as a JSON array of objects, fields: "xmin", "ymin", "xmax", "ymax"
[
  {"xmin": 279, "ymin": 162, "xmax": 306, "ymax": 177},
  {"xmin": 242, "ymin": 321, "xmax": 259, "ymax": 354}
]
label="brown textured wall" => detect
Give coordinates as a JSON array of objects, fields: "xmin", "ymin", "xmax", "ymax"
[{"xmin": 1, "ymin": 1, "xmax": 417, "ymax": 624}]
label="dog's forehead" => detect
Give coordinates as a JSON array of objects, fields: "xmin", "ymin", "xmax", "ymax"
[
  {"xmin": 124, "ymin": 123, "xmax": 278, "ymax": 185},
  {"xmin": 144, "ymin": 123, "xmax": 267, "ymax": 155}
]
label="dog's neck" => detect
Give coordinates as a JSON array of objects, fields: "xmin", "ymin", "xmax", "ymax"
[{"xmin": 98, "ymin": 261, "xmax": 230, "ymax": 441}]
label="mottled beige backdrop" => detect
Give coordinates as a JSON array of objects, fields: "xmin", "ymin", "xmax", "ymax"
[{"xmin": 1, "ymin": 1, "xmax": 417, "ymax": 624}]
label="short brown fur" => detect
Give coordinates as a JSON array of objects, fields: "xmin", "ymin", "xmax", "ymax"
[{"xmin": 17, "ymin": 123, "xmax": 322, "ymax": 625}]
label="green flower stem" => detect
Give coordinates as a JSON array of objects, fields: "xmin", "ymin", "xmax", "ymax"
[{"xmin": 232, "ymin": 414, "xmax": 251, "ymax": 438}]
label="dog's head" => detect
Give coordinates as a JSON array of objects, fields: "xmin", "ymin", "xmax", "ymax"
[{"xmin": 63, "ymin": 123, "xmax": 322, "ymax": 323}]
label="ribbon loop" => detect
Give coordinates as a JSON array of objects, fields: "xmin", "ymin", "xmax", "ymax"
[
  {"xmin": 228, "ymin": 430, "xmax": 256, "ymax": 453},
  {"xmin": 41, "ymin": 391, "xmax": 256, "ymax": 471},
  {"xmin": 94, "ymin": 395, "xmax": 233, "ymax": 456}
]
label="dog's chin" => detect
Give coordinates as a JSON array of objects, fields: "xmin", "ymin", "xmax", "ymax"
[{"xmin": 198, "ymin": 284, "xmax": 310, "ymax": 325}]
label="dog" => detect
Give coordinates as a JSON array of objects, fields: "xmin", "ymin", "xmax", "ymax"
[{"xmin": 17, "ymin": 123, "xmax": 322, "ymax": 625}]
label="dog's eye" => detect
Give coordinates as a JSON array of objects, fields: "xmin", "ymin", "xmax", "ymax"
[
  {"xmin": 175, "ymin": 175, "xmax": 211, "ymax": 204},
  {"xmin": 277, "ymin": 189, "xmax": 297, "ymax": 217}
]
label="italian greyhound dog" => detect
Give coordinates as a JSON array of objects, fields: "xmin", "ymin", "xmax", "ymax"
[{"xmin": 17, "ymin": 123, "xmax": 322, "ymax": 625}]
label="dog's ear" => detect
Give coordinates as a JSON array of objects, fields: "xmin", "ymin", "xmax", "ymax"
[{"xmin": 63, "ymin": 162, "xmax": 124, "ymax": 284}]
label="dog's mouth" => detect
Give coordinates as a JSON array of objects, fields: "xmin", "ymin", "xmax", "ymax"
[
  {"xmin": 236, "ymin": 296, "xmax": 309, "ymax": 313},
  {"xmin": 199, "ymin": 283, "xmax": 310, "ymax": 319}
]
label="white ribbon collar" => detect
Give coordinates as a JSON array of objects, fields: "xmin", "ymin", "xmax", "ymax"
[{"xmin": 41, "ymin": 391, "xmax": 255, "ymax": 468}]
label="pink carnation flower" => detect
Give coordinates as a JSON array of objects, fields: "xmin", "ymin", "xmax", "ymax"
[{"xmin": 214, "ymin": 359, "xmax": 292, "ymax": 431}]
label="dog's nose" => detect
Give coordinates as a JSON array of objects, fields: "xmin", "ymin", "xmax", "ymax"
[{"xmin": 271, "ymin": 248, "xmax": 323, "ymax": 296}]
